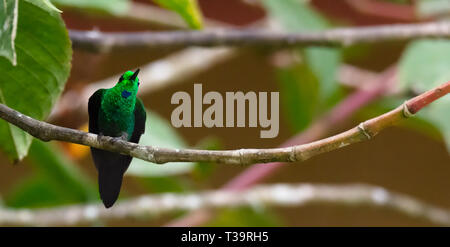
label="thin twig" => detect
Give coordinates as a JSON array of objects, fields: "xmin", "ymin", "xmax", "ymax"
[
  {"xmin": 1, "ymin": 183, "xmax": 450, "ymax": 226},
  {"xmin": 69, "ymin": 21, "xmax": 450, "ymax": 53},
  {"xmin": 0, "ymin": 82, "xmax": 448, "ymax": 165}
]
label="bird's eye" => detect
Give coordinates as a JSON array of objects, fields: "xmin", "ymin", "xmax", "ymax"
[{"xmin": 137, "ymin": 80, "xmax": 140, "ymax": 86}]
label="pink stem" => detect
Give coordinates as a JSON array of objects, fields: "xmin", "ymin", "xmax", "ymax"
[{"xmin": 407, "ymin": 81, "xmax": 450, "ymax": 114}]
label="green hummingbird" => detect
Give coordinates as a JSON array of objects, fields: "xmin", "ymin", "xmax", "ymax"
[{"xmin": 88, "ymin": 69, "xmax": 146, "ymax": 208}]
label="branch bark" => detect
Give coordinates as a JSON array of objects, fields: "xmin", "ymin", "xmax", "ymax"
[
  {"xmin": 70, "ymin": 21, "xmax": 450, "ymax": 53},
  {"xmin": 1, "ymin": 183, "xmax": 450, "ymax": 226},
  {"xmin": 0, "ymin": 81, "xmax": 448, "ymax": 165}
]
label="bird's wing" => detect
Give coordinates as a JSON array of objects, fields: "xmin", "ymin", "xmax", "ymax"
[
  {"xmin": 88, "ymin": 89, "xmax": 106, "ymax": 134},
  {"xmin": 88, "ymin": 89, "xmax": 127, "ymax": 208},
  {"xmin": 130, "ymin": 98, "xmax": 146, "ymax": 144}
]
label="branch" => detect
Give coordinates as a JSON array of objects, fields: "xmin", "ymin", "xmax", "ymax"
[
  {"xmin": 2, "ymin": 183, "xmax": 450, "ymax": 226},
  {"xmin": 0, "ymin": 82, "xmax": 448, "ymax": 165},
  {"xmin": 69, "ymin": 21, "xmax": 450, "ymax": 52}
]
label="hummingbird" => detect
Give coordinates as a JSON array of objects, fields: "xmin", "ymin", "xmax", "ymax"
[{"xmin": 88, "ymin": 69, "xmax": 146, "ymax": 208}]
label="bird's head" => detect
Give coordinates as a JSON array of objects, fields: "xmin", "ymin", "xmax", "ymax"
[{"xmin": 114, "ymin": 69, "xmax": 140, "ymax": 99}]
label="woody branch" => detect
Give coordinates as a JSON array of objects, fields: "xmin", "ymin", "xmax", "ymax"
[
  {"xmin": 0, "ymin": 81, "xmax": 448, "ymax": 165},
  {"xmin": 1, "ymin": 183, "xmax": 450, "ymax": 226},
  {"xmin": 70, "ymin": 21, "xmax": 450, "ymax": 52}
]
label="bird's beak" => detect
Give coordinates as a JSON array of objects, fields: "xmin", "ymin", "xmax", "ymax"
[{"xmin": 130, "ymin": 68, "xmax": 140, "ymax": 81}]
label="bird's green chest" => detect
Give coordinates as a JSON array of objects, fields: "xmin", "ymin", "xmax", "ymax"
[{"xmin": 98, "ymin": 94, "xmax": 135, "ymax": 138}]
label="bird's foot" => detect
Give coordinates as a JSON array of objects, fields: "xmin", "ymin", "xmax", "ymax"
[
  {"xmin": 97, "ymin": 132, "xmax": 104, "ymax": 142},
  {"xmin": 116, "ymin": 132, "xmax": 129, "ymax": 141},
  {"xmin": 97, "ymin": 132, "xmax": 128, "ymax": 144}
]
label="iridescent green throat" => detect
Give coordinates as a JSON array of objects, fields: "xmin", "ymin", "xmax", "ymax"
[{"xmin": 98, "ymin": 70, "xmax": 140, "ymax": 138}]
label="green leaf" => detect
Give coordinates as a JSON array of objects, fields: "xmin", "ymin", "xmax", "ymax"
[
  {"xmin": 191, "ymin": 137, "xmax": 221, "ymax": 181},
  {"xmin": 27, "ymin": 140, "xmax": 97, "ymax": 201},
  {"xmin": 137, "ymin": 176, "xmax": 191, "ymax": 193},
  {"xmin": 263, "ymin": 0, "xmax": 328, "ymax": 31},
  {"xmin": 207, "ymin": 207, "xmax": 283, "ymax": 227},
  {"xmin": 398, "ymin": 39, "xmax": 450, "ymax": 152},
  {"xmin": 305, "ymin": 47, "xmax": 341, "ymax": 99},
  {"xmin": 262, "ymin": 0, "xmax": 341, "ymax": 101},
  {"xmin": 419, "ymin": 95, "xmax": 450, "ymax": 152},
  {"xmin": 416, "ymin": 0, "xmax": 450, "ymax": 18},
  {"xmin": 0, "ymin": 0, "xmax": 18, "ymax": 65},
  {"xmin": 51, "ymin": 0, "xmax": 130, "ymax": 15},
  {"xmin": 276, "ymin": 63, "xmax": 319, "ymax": 132},
  {"xmin": 398, "ymin": 40, "xmax": 450, "ymax": 92},
  {"xmin": 0, "ymin": 0, "xmax": 71, "ymax": 161},
  {"xmin": 6, "ymin": 174, "xmax": 78, "ymax": 208},
  {"xmin": 357, "ymin": 97, "xmax": 444, "ymax": 142},
  {"xmin": 127, "ymin": 110, "xmax": 194, "ymax": 177},
  {"xmin": 31, "ymin": 0, "xmax": 62, "ymax": 14},
  {"xmin": 153, "ymin": 0, "xmax": 203, "ymax": 29},
  {"xmin": 6, "ymin": 140, "xmax": 97, "ymax": 208}
]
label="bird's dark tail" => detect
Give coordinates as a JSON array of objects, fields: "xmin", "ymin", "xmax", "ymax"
[
  {"xmin": 91, "ymin": 148, "xmax": 132, "ymax": 208},
  {"xmin": 98, "ymin": 165, "xmax": 125, "ymax": 208}
]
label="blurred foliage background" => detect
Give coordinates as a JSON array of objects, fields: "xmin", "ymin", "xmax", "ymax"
[{"xmin": 0, "ymin": 0, "xmax": 449, "ymax": 226}]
